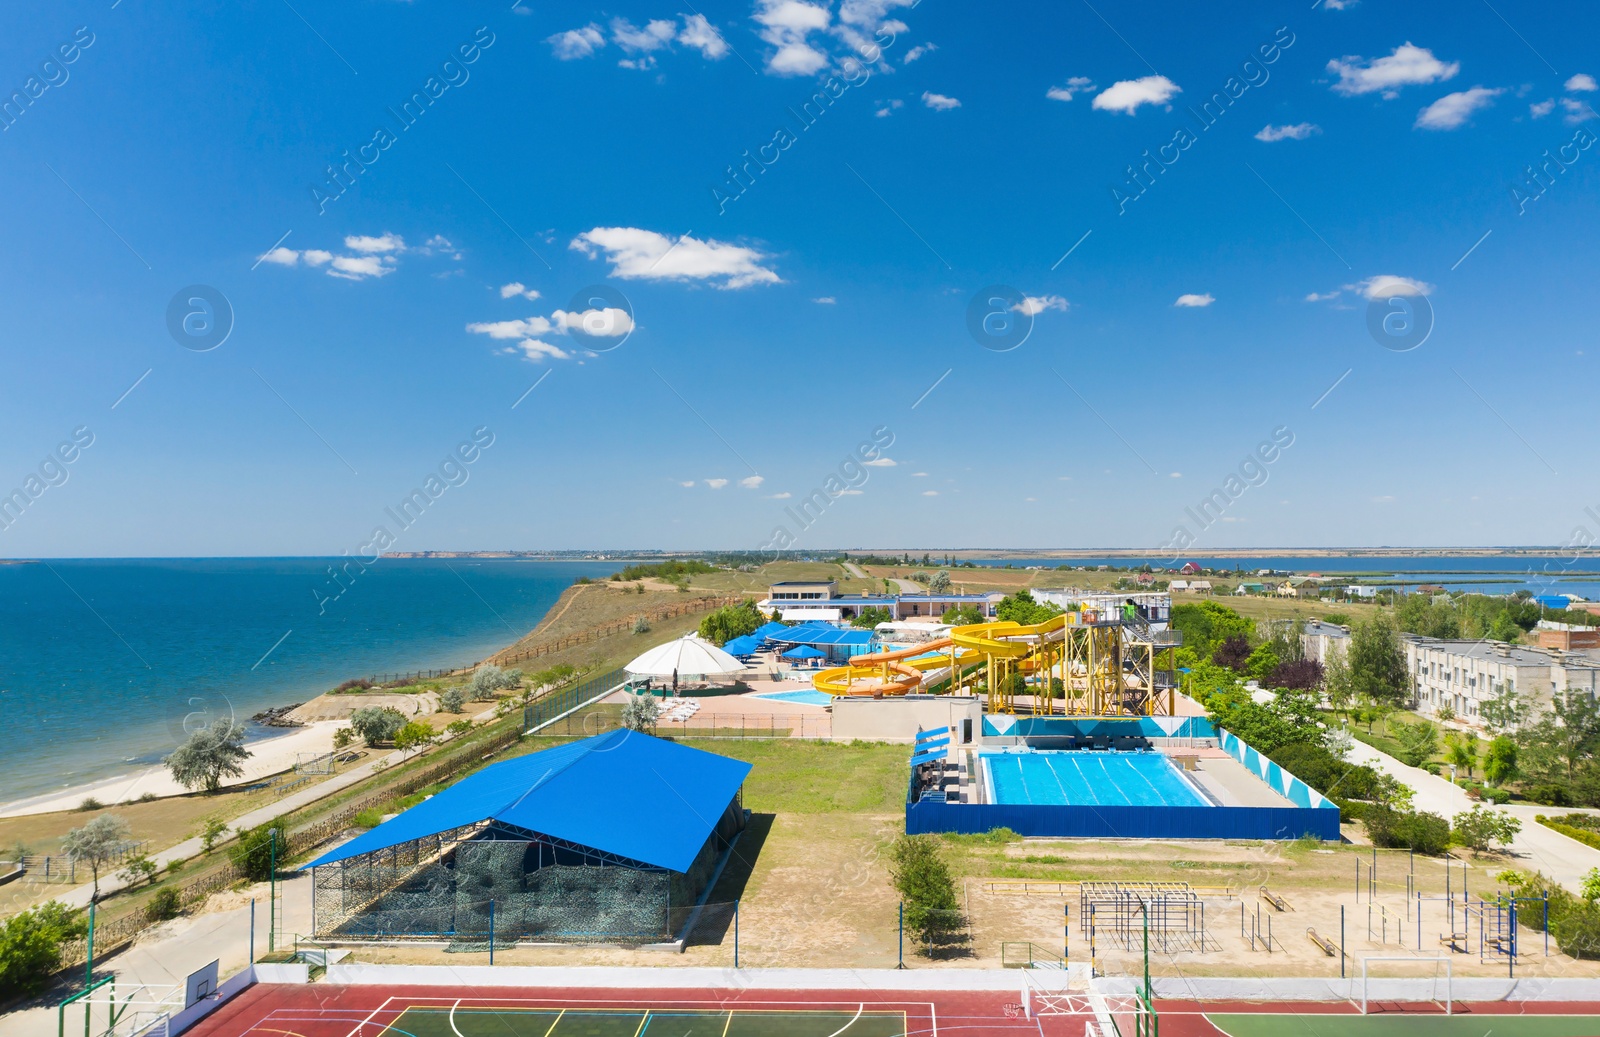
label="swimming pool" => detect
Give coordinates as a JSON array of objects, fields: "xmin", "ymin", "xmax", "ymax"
[
  {"xmin": 753, "ymin": 690, "xmax": 834, "ymax": 706},
  {"xmin": 982, "ymin": 750, "xmax": 1209, "ymax": 808}
]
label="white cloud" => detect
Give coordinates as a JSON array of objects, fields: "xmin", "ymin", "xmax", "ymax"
[
  {"xmin": 1046, "ymin": 76, "xmax": 1095, "ymax": 102},
  {"xmin": 419, "ymin": 235, "xmax": 460, "ymax": 259},
  {"xmin": 1305, "ymin": 290, "xmax": 1340, "ymax": 302},
  {"xmin": 552, "ymin": 307, "xmax": 634, "ymax": 337},
  {"xmin": 921, "ymin": 490, "xmax": 939, "ymax": 496},
  {"xmin": 813, "ymin": 296, "xmax": 836, "ymax": 304},
  {"xmin": 739, "ymin": 475, "xmax": 765, "ymax": 489},
  {"xmin": 903, "ymin": 43, "xmax": 935, "ymax": 63},
  {"xmin": 837, "ymin": 489, "xmax": 863, "ymax": 495},
  {"xmin": 571, "ymin": 227, "xmax": 780, "ymax": 289},
  {"xmin": 328, "ymin": 255, "xmax": 394, "ymax": 281},
  {"xmin": 1530, "ymin": 98, "xmax": 1556, "ymax": 118},
  {"xmin": 1255, "ymin": 122, "xmax": 1321, "ymax": 142},
  {"xmin": 301, "ymin": 250, "xmax": 332, "ymax": 266},
  {"xmin": 766, "ymin": 491, "xmax": 792, "ymax": 499},
  {"xmin": 260, "ymin": 246, "xmax": 299, "ymax": 267},
  {"xmin": 1562, "ymin": 97, "xmax": 1598, "ymax": 124},
  {"xmin": 705, "ymin": 478, "xmax": 729, "ymax": 489},
  {"xmin": 612, "ymin": 17, "xmax": 676, "ymax": 53},
  {"xmin": 1170, "ymin": 472, "xmax": 1182, "ymax": 478},
  {"xmin": 1322, "ymin": 0, "xmax": 1357, "ymax": 8},
  {"xmin": 1348, "ymin": 274, "xmax": 1432, "ymax": 299},
  {"xmin": 499, "ymin": 282, "xmax": 541, "ymax": 300},
  {"xmin": 911, "ymin": 472, "xmax": 928, "ymax": 477},
  {"xmin": 752, "ymin": 0, "xmax": 831, "ymax": 75},
  {"xmin": 875, "ymin": 99, "xmax": 904, "ymax": 117},
  {"xmin": 1416, "ymin": 86, "xmax": 1502, "ymax": 130},
  {"xmin": 344, "ymin": 232, "xmax": 405, "ymax": 253},
  {"xmin": 467, "ymin": 317, "xmax": 555, "ymax": 340},
  {"xmin": 863, "ymin": 458, "xmax": 896, "ymax": 467},
  {"xmin": 1092, "ymin": 75, "xmax": 1181, "ymax": 114},
  {"xmin": 677, "ymin": 14, "xmax": 729, "ymax": 59},
  {"xmin": 1174, "ymin": 293, "xmax": 1215, "ymax": 307},
  {"xmin": 1327, "ymin": 43, "xmax": 1458, "ymax": 98},
  {"xmin": 921, "ymin": 91, "xmax": 960, "ymax": 110},
  {"xmin": 680, "ymin": 481, "xmax": 696, "ymax": 488},
  {"xmin": 1013, "ymin": 294, "xmax": 1068, "ymax": 316},
  {"xmin": 548, "ymin": 24, "xmax": 606, "ymax": 60},
  {"xmin": 1566, "ymin": 73, "xmax": 1598, "ymax": 92},
  {"xmin": 510, "ymin": 340, "xmax": 570, "ymax": 362}
]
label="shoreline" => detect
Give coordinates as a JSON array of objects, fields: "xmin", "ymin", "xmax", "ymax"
[
  {"xmin": 0, "ymin": 582, "xmax": 585, "ymax": 818},
  {"xmin": 0, "ymin": 721, "xmax": 351, "ymax": 818}
]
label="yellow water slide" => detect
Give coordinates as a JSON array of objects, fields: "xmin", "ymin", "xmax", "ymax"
[{"xmin": 812, "ymin": 638, "xmax": 980, "ymax": 696}]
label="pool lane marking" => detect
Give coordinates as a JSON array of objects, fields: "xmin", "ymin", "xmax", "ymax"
[{"xmin": 1043, "ymin": 754, "xmax": 1072, "ymax": 805}]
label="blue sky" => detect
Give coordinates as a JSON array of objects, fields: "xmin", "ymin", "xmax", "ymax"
[{"xmin": 1, "ymin": 0, "xmax": 1597, "ymax": 556}]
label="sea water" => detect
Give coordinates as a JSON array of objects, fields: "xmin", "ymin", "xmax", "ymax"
[{"xmin": 0, "ymin": 557, "xmax": 620, "ymax": 802}]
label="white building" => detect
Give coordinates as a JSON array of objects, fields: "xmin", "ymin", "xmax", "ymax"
[
  {"xmin": 1406, "ymin": 638, "xmax": 1600, "ymax": 727},
  {"xmin": 1301, "ymin": 620, "xmax": 1350, "ymax": 665}
]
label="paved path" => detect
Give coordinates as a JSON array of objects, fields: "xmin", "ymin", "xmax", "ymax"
[
  {"xmin": 1345, "ymin": 734, "xmax": 1600, "ymax": 892},
  {"xmin": 3, "ymin": 874, "xmax": 312, "ymax": 1037}
]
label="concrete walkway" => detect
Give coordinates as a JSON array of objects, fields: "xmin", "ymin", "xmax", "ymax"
[
  {"xmin": 3, "ymin": 873, "xmax": 312, "ymax": 1037},
  {"xmin": 1345, "ymin": 733, "xmax": 1600, "ymax": 892}
]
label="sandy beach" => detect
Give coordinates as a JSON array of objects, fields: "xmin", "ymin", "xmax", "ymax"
[{"xmin": 0, "ymin": 720, "xmax": 347, "ymax": 819}]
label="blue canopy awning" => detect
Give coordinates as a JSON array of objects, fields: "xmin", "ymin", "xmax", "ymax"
[
  {"xmin": 749, "ymin": 621, "xmax": 788, "ymax": 641},
  {"xmin": 721, "ymin": 634, "xmax": 763, "ymax": 656},
  {"xmin": 766, "ymin": 623, "xmax": 873, "ymax": 647},
  {"xmin": 783, "ymin": 645, "xmax": 827, "ymax": 659},
  {"xmin": 910, "ymin": 748, "xmax": 948, "ymax": 767},
  {"xmin": 915, "ymin": 735, "xmax": 951, "ymax": 751}
]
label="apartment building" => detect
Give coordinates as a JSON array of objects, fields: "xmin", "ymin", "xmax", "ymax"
[
  {"xmin": 1301, "ymin": 620, "xmax": 1350, "ymax": 664},
  {"xmin": 1406, "ymin": 638, "xmax": 1600, "ymax": 727}
]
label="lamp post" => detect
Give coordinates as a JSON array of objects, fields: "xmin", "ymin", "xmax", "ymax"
[{"xmin": 267, "ymin": 828, "xmax": 278, "ymax": 954}]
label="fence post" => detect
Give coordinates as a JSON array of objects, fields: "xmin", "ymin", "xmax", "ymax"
[
  {"xmin": 1340, "ymin": 905, "xmax": 1345, "ymax": 978},
  {"xmin": 734, "ymin": 900, "xmax": 740, "ymax": 969},
  {"xmin": 897, "ymin": 902, "xmax": 905, "ymax": 969},
  {"xmin": 489, "ymin": 899, "xmax": 496, "ymax": 964}
]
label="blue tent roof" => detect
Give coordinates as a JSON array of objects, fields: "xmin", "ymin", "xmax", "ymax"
[
  {"xmin": 766, "ymin": 623, "xmax": 873, "ymax": 647},
  {"xmin": 721, "ymin": 634, "xmax": 764, "ymax": 656},
  {"xmin": 749, "ymin": 621, "xmax": 788, "ymax": 641},
  {"xmin": 1534, "ymin": 594, "xmax": 1573, "ymax": 610},
  {"xmin": 303, "ymin": 730, "xmax": 751, "ymax": 873},
  {"xmin": 783, "ymin": 644, "xmax": 827, "ymax": 659}
]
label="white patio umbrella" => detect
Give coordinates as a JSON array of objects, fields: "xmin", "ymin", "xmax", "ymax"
[{"xmin": 625, "ymin": 633, "xmax": 746, "ymax": 677}]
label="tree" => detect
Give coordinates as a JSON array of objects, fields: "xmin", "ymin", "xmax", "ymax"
[
  {"xmin": 1483, "ymin": 735, "xmax": 1519, "ymax": 786},
  {"xmin": 439, "ymin": 687, "xmax": 466, "ymax": 714},
  {"xmin": 164, "ymin": 718, "xmax": 251, "ymax": 793},
  {"xmin": 1443, "ymin": 731, "xmax": 1479, "ymax": 777},
  {"xmin": 1392, "ymin": 720, "xmax": 1440, "ymax": 767},
  {"xmin": 1210, "ymin": 635, "xmax": 1251, "ymax": 671},
  {"xmin": 995, "ymin": 590, "xmax": 1061, "ymax": 626},
  {"xmin": 1582, "ymin": 868, "xmax": 1600, "ymax": 905},
  {"xmin": 633, "ymin": 615, "xmax": 651, "ymax": 634},
  {"xmin": 1323, "ymin": 649, "xmax": 1355, "ymax": 714},
  {"xmin": 1521, "ymin": 692, "xmax": 1600, "ymax": 782},
  {"xmin": 1452, "ymin": 805, "xmax": 1521, "ymax": 853},
  {"xmin": 941, "ymin": 604, "xmax": 984, "ymax": 625},
  {"xmin": 230, "ymin": 819, "xmax": 291, "ymax": 882},
  {"xmin": 0, "ymin": 902, "xmax": 85, "ymax": 999},
  {"xmin": 393, "ymin": 721, "xmax": 437, "ymax": 755},
  {"xmin": 699, "ymin": 599, "xmax": 764, "ymax": 645},
  {"xmin": 852, "ymin": 606, "xmax": 892, "ymax": 629},
  {"xmin": 1267, "ymin": 658, "xmax": 1325, "ymax": 691},
  {"xmin": 1481, "ymin": 684, "xmax": 1532, "ymax": 733},
  {"xmin": 1170, "ymin": 601, "xmax": 1253, "ymax": 659},
  {"xmin": 927, "ymin": 570, "xmax": 952, "ymax": 594},
  {"xmin": 503, "ymin": 668, "xmax": 524, "ymax": 688},
  {"xmin": 1347, "ymin": 613, "xmax": 1411, "ymax": 705},
  {"xmin": 199, "ymin": 817, "xmax": 229, "ymax": 854},
  {"xmin": 349, "ymin": 705, "xmax": 406, "ymax": 747},
  {"xmin": 621, "ymin": 693, "xmax": 660, "ymax": 732},
  {"xmin": 61, "ymin": 814, "xmax": 131, "ymax": 901},
  {"xmin": 470, "ymin": 664, "xmax": 510, "ymax": 701},
  {"xmin": 888, "ymin": 835, "xmax": 962, "ymax": 949},
  {"xmin": 117, "ymin": 852, "xmax": 158, "ymax": 888}
]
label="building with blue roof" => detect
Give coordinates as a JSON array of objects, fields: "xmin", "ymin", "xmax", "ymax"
[{"xmin": 306, "ymin": 729, "xmax": 750, "ymax": 947}]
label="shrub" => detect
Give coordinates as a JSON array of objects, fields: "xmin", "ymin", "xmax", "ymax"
[
  {"xmin": 622, "ymin": 694, "xmax": 660, "ymax": 732},
  {"xmin": 393, "ymin": 721, "xmax": 437, "ymax": 754},
  {"xmin": 0, "ymin": 902, "xmax": 85, "ymax": 999},
  {"xmin": 633, "ymin": 615, "xmax": 651, "ymax": 634},
  {"xmin": 118, "ymin": 853, "xmax": 158, "ymax": 888},
  {"xmin": 229, "ymin": 819, "xmax": 292, "ymax": 882},
  {"xmin": 470, "ymin": 665, "xmax": 510, "ymax": 701},
  {"xmin": 145, "ymin": 887, "xmax": 183, "ymax": 922},
  {"xmin": 888, "ymin": 835, "xmax": 962, "ymax": 949},
  {"xmin": 333, "ymin": 678, "xmax": 374, "ymax": 693},
  {"xmin": 1452, "ymin": 805, "xmax": 1521, "ymax": 853},
  {"xmin": 1527, "ymin": 783, "xmax": 1573, "ymax": 807},
  {"xmin": 439, "ymin": 688, "xmax": 466, "ymax": 714},
  {"xmin": 78, "ymin": 797, "xmax": 103, "ymax": 812},
  {"xmin": 447, "ymin": 719, "xmax": 473, "ymax": 737},
  {"xmin": 349, "ymin": 706, "xmax": 406, "ymax": 747},
  {"xmin": 1538, "ymin": 815, "xmax": 1600, "ymax": 851},
  {"xmin": 1365, "ymin": 805, "xmax": 1450, "ymax": 855}
]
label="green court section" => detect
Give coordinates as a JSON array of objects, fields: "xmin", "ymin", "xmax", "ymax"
[
  {"xmin": 395, "ymin": 1006, "xmax": 910, "ymax": 1037},
  {"xmin": 1207, "ymin": 1014, "xmax": 1600, "ymax": 1037}
]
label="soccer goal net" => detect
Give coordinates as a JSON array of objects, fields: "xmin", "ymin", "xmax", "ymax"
[{"xmin": 1358, "ymin": 956, "xmax": 1452, "ymax": 1015}]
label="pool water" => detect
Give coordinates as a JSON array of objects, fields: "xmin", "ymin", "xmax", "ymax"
[
  {"xmin": 983, "ymin": 750, "xmax": 1209, "ymax": 808},
  {"xmin": 753, "ymin": 690, "xmax": 835, "ymax": 706}
]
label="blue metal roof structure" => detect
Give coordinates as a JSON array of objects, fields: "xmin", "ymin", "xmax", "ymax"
[
  {"xmin": 1534, "ymin": 594, "xmax": 1573, "ymax": 610},
  {"xmin": 749, "ymin": 621, "xmax": 788, "ymax": 641},
  {"xmin": 303, "ymin": 730, "xmax": 751, "ymax": 873},
  {"xmin": 765, "ymin": 623, "xmax": 873, "ymax": 647},
  {"xmin": 782, "ymin": 645, "xmax": 827, "ymax": 659}
]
